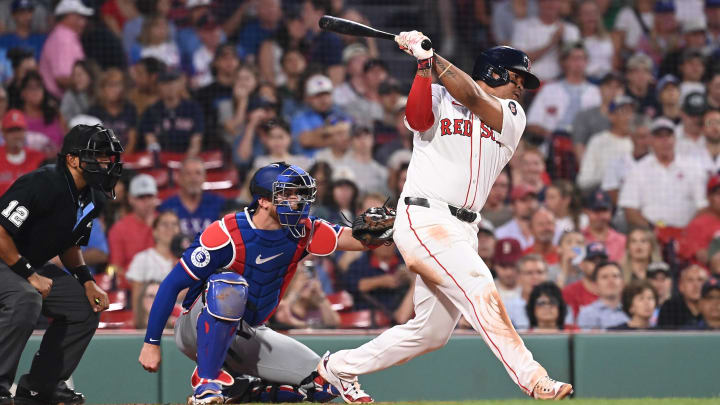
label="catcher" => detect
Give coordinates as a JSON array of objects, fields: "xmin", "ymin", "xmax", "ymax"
[{"xmin": 138, "ymin": 162, "xmax": 395, "ymax": 404}]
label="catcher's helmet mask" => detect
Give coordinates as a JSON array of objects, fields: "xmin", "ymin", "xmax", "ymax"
[
  {"xmin": 472, "ymin": 46, "xmax": 540, "ymax": 90},
  {"xmin": 249, "ymin": 162, "xmax": 317, "ymax": 238},
  {"xmin": 60, "ymin": 124, "xmax": 124, "ymax": 199}
]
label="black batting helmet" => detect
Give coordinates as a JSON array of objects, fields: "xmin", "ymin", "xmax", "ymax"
[{"xmin": 471, "ymin": 46, "xmax": 540, "ymax": 90}]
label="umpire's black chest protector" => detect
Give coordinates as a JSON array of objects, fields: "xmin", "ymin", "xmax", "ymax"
[{"xmin": 0, "ymin": 164, "xmax": 105, "ymax": 268}]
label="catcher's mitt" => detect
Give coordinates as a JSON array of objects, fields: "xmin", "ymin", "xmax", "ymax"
[{"xmin": 352, "ymin": 203, "xmax": 396, "ymax": 247}]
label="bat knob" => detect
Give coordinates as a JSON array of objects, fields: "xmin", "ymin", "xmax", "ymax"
[{"xmin": 421, "ymin": 39, "xmax": 433, "ymax": 51}]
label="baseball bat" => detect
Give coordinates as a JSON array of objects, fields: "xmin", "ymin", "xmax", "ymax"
[{"xmin": 319, "ymin": 15, "xmax": 432, "ymax": 51}]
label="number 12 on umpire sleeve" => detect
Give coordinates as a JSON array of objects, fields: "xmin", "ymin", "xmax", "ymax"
[{"xmin": 2, "ymin": 200, "xmax": 29, "ymax": 227}]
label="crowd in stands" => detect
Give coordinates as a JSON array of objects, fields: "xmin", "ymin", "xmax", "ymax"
[{"xmin": 1, "ymin": 0, "xmax": 719, "ymax": 332}]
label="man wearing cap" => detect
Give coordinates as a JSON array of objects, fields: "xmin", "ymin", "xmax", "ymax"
[
  {"xmin": 0, "ymin": 124, "xmax": 122, "ymax": 405},
  {"xmin": 291, "ymin": 74, "xmax": 346, "ymax": 158},
  {"xmin": 107, "ymin": 174, "xmax": 159, "ymax": 290},
  {"xmin": 38, "ymin": 0, "xmax": 93, "ymax": 99},
  {"xmin": 676, "ymin": 92, "xmax": 707, "ymax": 155},
  {"xmin": 658, "ymin": 264, "xmax": 707, "ymax": 329},
  {"xmin": 493, "ymin": 238, "xmax": 522, "ymax": 303},
  {"xmin": 636, "ymin": 1, "xmax": 680, "ymax": 64},
  {"xmin": 332, "ymin": 43, "xmax": 370, "ymax": 112},
  {"xmin": 0, "ymin": 0, "xmax": 47, "ymax": 59},
  {"xmin": 620, "ymin": 116, "xmax": 707, "ymax": 229},
  {"xmin": 139, "ymin": 70, "xmax": 204, "ymax": 155},
  {"xmin": 659, "ymin": 19, "xmax": 710, "ymax": 79},
  {"xmin": 195, "ymin": 43, "xmax": 240, "ymax": 149},
  {"xmin": 176, "ymin": 0, "xmax": 225, "ymax": 68},
  {"xmin": 685, "ymin": 278, "xmax": 720, "ymax": 330},
  {"xmin": 581, "ymin": 190, "xmax": 626, "ymax": 262},
  {"xmin": 678, "ymin": 175, "xmax": 720, "ymax": 263},
  {"xmin": 562, "ymin": 242, "xmax": 606, "ymax": 320},
  {"xmin": 0, "ymin": 0, "xmax": 49, "ymax": 40},
  {"xmin": 526, "ymin": 42, "xmax": 600, "ymax": 140},
  {"xmin": 572, "ymin": 72, "xmax": 623, "ymax": 159},
  {"xmin": 577, "ymin": 95, "xmax": 635, "ymax": 191},
  {"xmin": 510, "ymin": 0, "xmax": 580, "ymax": 82},
  {"xmin": 647, "ymin": 261, "xmax": 673, "ymax": 307},
  {"xmin": 0, "ymin": 109, "xmax": 44, "ymax": 195},
  {"xmin": 601, "ymin": 115, "xmax": 652, "ymax": 208},
  {"xmin": 495, "ymin": 185, "xmax": 539, "ymax": 250},
  {"xmin": 624, "ymin": 53, "xmax": 659, "ymax": 116},
  {"xmin": 655, "ymin": 74, "xmax": 682, "ymax": 122}
]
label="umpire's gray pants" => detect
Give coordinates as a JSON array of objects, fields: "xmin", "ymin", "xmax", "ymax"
[{"xmin": 175, "ymin": 298, "xmax": 320, "ymax": 385}]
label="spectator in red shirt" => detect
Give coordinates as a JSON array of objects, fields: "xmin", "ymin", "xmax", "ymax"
[
  {"xmin": 108, "ymin": 173, "xmax": 159, "ymax": 289},
  {"xmin": 522, "ymin": 206, "xmax": 559, "ymax": 265},
  {"xmin": 0, "ymin": 109, "xmax": 45, "ymax": 195},
  {"xmin": 582, "ymin": 190, "xmax": 626, "ymax": 262},
  {"xmin": 563, "ymin": 242, "xmax": 607, "ymax": 321},
  {"xmin": 678, "ymin": 175, "xmax": 720, "ymax": 264}
]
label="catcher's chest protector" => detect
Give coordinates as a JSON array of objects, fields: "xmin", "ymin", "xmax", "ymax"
[{"xmin": 221, "ymin": 212, "xmax": 309, "ymax": 325}]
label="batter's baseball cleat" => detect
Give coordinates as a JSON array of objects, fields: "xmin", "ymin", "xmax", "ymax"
[
  {"xmin": 316, "ymin": 351, "xmax": 373, "ymax": 403},
  {"xmin": 531, "ymin": 375, "xmax": 573, "ymax": 400}
]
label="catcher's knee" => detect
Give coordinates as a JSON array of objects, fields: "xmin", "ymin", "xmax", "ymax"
[{"xmin": 205, "ymin": 272, "xmax": 249, "ymax": 321}]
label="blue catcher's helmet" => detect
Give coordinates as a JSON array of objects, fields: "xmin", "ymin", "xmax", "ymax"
[
  {"xmin": 471, "ymin": 46, "xmax": 540, "ymax": 90},
  {"xmin": 249, "ymin": 162, "xmax": 317, "ymax": 238}
]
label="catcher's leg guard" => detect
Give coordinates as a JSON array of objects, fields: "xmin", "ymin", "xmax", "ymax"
[
  {"xmin": 193, "ymin": 273, "xmax": 248, "ymax": 401},
  {"xmin": 301, "ymin": 371, "xmax": 340, "ymax": 403},
  {"xmin": 252, "ymin": 384, "xmax": 307, "ymax": 403}
]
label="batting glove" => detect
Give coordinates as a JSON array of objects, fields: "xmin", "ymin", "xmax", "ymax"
[{"xmin": 395, "ymin": 31, "xmax": 433, "ymax": 61}]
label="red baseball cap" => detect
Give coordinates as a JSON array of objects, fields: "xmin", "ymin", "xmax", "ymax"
[
  {"xmin": 494, "ymin": 238, "xmax": 522, "ymax": 266},
  {"xmin": 2, "ymin": 109, "xmax": 27, "ymax": 131},
  {"xmin": 510, "ymin": 184, "xmax": 537, "ymax": 201},
  {"xmin": 708, "ymin": 175, "xmax": 720, "ymax": 194}
]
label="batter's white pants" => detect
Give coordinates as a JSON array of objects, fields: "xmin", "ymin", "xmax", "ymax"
[{"xmin": 326, "ymin": 199, "xmax": 547, "ymax": 395}]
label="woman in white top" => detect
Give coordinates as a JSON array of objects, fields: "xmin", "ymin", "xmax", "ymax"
[
  {"xmin": 127, "ymin": 211, "xmax": 181, "ymax": 312},
  {"xmin": 576, "ymin": 0, "xmax": 616, "ymax": 81}
]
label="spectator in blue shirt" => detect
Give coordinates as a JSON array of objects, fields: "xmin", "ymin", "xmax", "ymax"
[
  {"xmin": 138, "ymin": 69, "xmax": 204, "ymax": 155},
  {"xmin": 291, "ymin": 74, "xmax": 346, "ymax": 157},
  {"xmin": 302, "ymin": 0, "xmax": 344, "ymax": 68},
  {"xmin": 0, "ymin": 0, "xmax": 47, "ymax": 58},
  {"xmin": 577, "ymin": 261, "xmax": 630, "ymax": 329},
  {"xmin": 82, "ymin": 217, "xmax": 109, "ymax": 274},
  {"xmin": 175, "ymin": 0, "xmax": 226, "ymax": 69},
  {"xmin": 158, "ymin": 156, "xmax": 225, "ymax": 236},
  {"xmin": 234, "ymin": 0, "xmax": 282, "ymax": 58}
]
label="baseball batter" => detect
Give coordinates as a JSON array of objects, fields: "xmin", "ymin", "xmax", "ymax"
[{"xmin": 316, "ymin": 31, "xmax": 573, "ymax": 401}]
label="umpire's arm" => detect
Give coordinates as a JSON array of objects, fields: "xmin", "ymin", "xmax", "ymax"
[{"xmin": 60, "ymin": 246, "xmax": 109, "ymax": 312}]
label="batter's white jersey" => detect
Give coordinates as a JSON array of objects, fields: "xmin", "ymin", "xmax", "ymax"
[{"xmin": 402, "ymin": 84, "xmax": 525, "ymax": 212}]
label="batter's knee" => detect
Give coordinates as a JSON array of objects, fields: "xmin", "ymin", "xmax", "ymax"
[{"xmin": 205, "ymin": 272, "xmax": 249, "ymax": 321}]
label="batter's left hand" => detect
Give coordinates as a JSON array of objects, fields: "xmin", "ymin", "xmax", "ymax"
[
  {"xmin": 84, "ymin": 281, "xmax": 109, "ymax": 312},
  {"xmin": 395, "ymin": 31, "xmax": 433, "ymax": 60}
]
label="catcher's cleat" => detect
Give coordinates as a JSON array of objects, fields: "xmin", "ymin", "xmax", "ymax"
[
  {"xmin": 188, "ymin": 383, "xmax": 225, "ymax": 405},
  {"xmin": 316, "ymin": 351, "xmax": 373, "ymax": 403},
  {"xmin": 531, "ymin": 375, "xmax": 573, "ymax": 400}
]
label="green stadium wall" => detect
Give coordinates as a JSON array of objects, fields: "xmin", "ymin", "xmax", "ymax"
[{"xmin": 16, "ymin": 332, "xmax": 720, "ymax": 403}]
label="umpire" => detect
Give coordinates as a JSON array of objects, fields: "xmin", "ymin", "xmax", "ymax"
[{"xmin": 0, "ymin": 124, "xmax": 123, "ymax": 405}]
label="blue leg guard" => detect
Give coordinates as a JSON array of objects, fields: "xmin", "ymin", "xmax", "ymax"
[{"xmin": 193, "ymin": 273, "xmax": 248, "ymax": 399}]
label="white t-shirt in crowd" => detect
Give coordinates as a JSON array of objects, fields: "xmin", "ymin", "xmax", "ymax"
[
  {"xmin": 577, "ymin": 130, "xmax": 633, "ymax": 191},
  {"xmin": 614, "ymin": 7, "xmax": 652, "ymax": 49},
  {"xmin": 527, "ymin": 80, "xmax": 601, "ymax": 133},
  {"xmin": 511, "ymin": 17, "xmax": 580, "ymax": 81},
  {"xmin": 582, "ymin": 35, "xmax": 614, "ymax": 79},
  {"xmin": 126, "ymin": 248, "xmax": 176, "ymax": 283},
  {"xmin": 619, "ymin": 153, "xmax": 708, "ymax": 227}
]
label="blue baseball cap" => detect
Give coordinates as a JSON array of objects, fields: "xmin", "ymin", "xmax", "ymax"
[
  {"xmin": 654, "ymin": 0, "xmax": 675, "ymax": 12},
  {"xmin": 584, "ymin": 242, "xmax": 608, "ymax": 261},
  {"xmin": 656, "ymin": 74, "xmax": 679, "ymax": 97},
  {"xmin": 609, "ymin": 95, "xmax": 636, "ymax": 112},
  {"xmin": 11, "ymin": 0, "xmax": 34, "ymax": 12},
  {"xmin": 707, "ymin": 0, "xmax": 720, "ymax": 8}
]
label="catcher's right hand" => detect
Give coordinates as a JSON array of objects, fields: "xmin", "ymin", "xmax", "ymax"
[
  {"xmin": 395, "ymin": 31, "xmax": 433, "ymax": 60},
  {"xmin": 352, "ymin": 204, "xmax": 396, "ymax": 248}
]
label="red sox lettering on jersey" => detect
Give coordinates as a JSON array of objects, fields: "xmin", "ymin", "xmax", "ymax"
[{"xmin": 402, "ymin": 84, "xmax": 525, "ymax": 213}]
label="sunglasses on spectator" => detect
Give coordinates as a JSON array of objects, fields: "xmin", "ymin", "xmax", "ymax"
[{"xmin": 536, "ymin": 297, "xmax": 559, "ymax": 307}]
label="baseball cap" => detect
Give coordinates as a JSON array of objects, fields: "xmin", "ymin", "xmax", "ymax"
[
  {"xmin": 478, "ymin": 219, "xmax": 495, "ymax": 236},
  {"xmin": 682, "ymin": 19, "xmax": 708, "ymax": 34},
  {"xmin": 609, "ymin": 95, "xmax": 636, "ymax": 112},
  {"xmin": 647, "ymin": 261, "xmax": 671, "ymax": 278},
  {"xmin": 701, "ymin": 277, "xmax": 720, "ymax": 298},
  {"xmin": 54, "ymin": 0, "xmax": 93, "ymax": 16},
  {"xmin": 584, "ymin": 242, "xmax": 608, "ymax": 261},
  {"xmin": 342, "ymin": 43, "xmax": 369, "ymax": 63},
  {"xmin": 510, "ymin": 185, "xmax": 537, "ymax": 201},
  {"xmin": 708, "ymin": 175, "xmax": 720, "ymax": 194},
  {"xmin": 626, "ymin": 53, "xmax": 654, "ymax": 72},
  {"xmin": 158, "ymin": 69, "xmax": 181, "ymax": 83},
  {"xmin": 599, "ymin": 72, "xmax": 623, "ymax": 86},
  {"xmin": 11, "ymin": 0, "xmax": 34, "ymax": 12},
  {"xmin": 305, "ymin": 74, "xmax": 333, "ymax": 97},
  {"xmin": 656, "ymin": 74, "xmax": 679, "ymax": 97},
  {"xmin": 186, "ymin": 0, "xmax": 211, "ymax": 8},
  {"xmin": 494, "ymin": 238, "xmax": 522, "ymax": 266},
  {"xmin": 2, "ymin": 109, "xmax": 27, "ymax": 131},
  {"xmin": 708, "ymin": 0, "xmax": 720, "ymax": 8},
  {"xmin": 654, "ymin": 0, "xmax": 675, "ymax": 13},
  {"xmin": 681, "ymin": 49, "xmax": 705, "ymax": 64},
  {"xmin": 650, "ymin": 117, "xmax": 676, "ymax": 135},
  {"xmin": 683, "ymin": 92, "xmax": 707, "ymax": 116},
  {"xmin": 585, "ymin": 190, "xmax": 612, "ymax": 211},
  {"xmin": 129, "ymin": 174, "xmax": 158, "ymax": 197}
]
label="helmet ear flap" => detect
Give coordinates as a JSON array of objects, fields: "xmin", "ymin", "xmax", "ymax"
[{"xmin": 479, "ymin": 63, "xmax": 510, "ymax": 88}]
